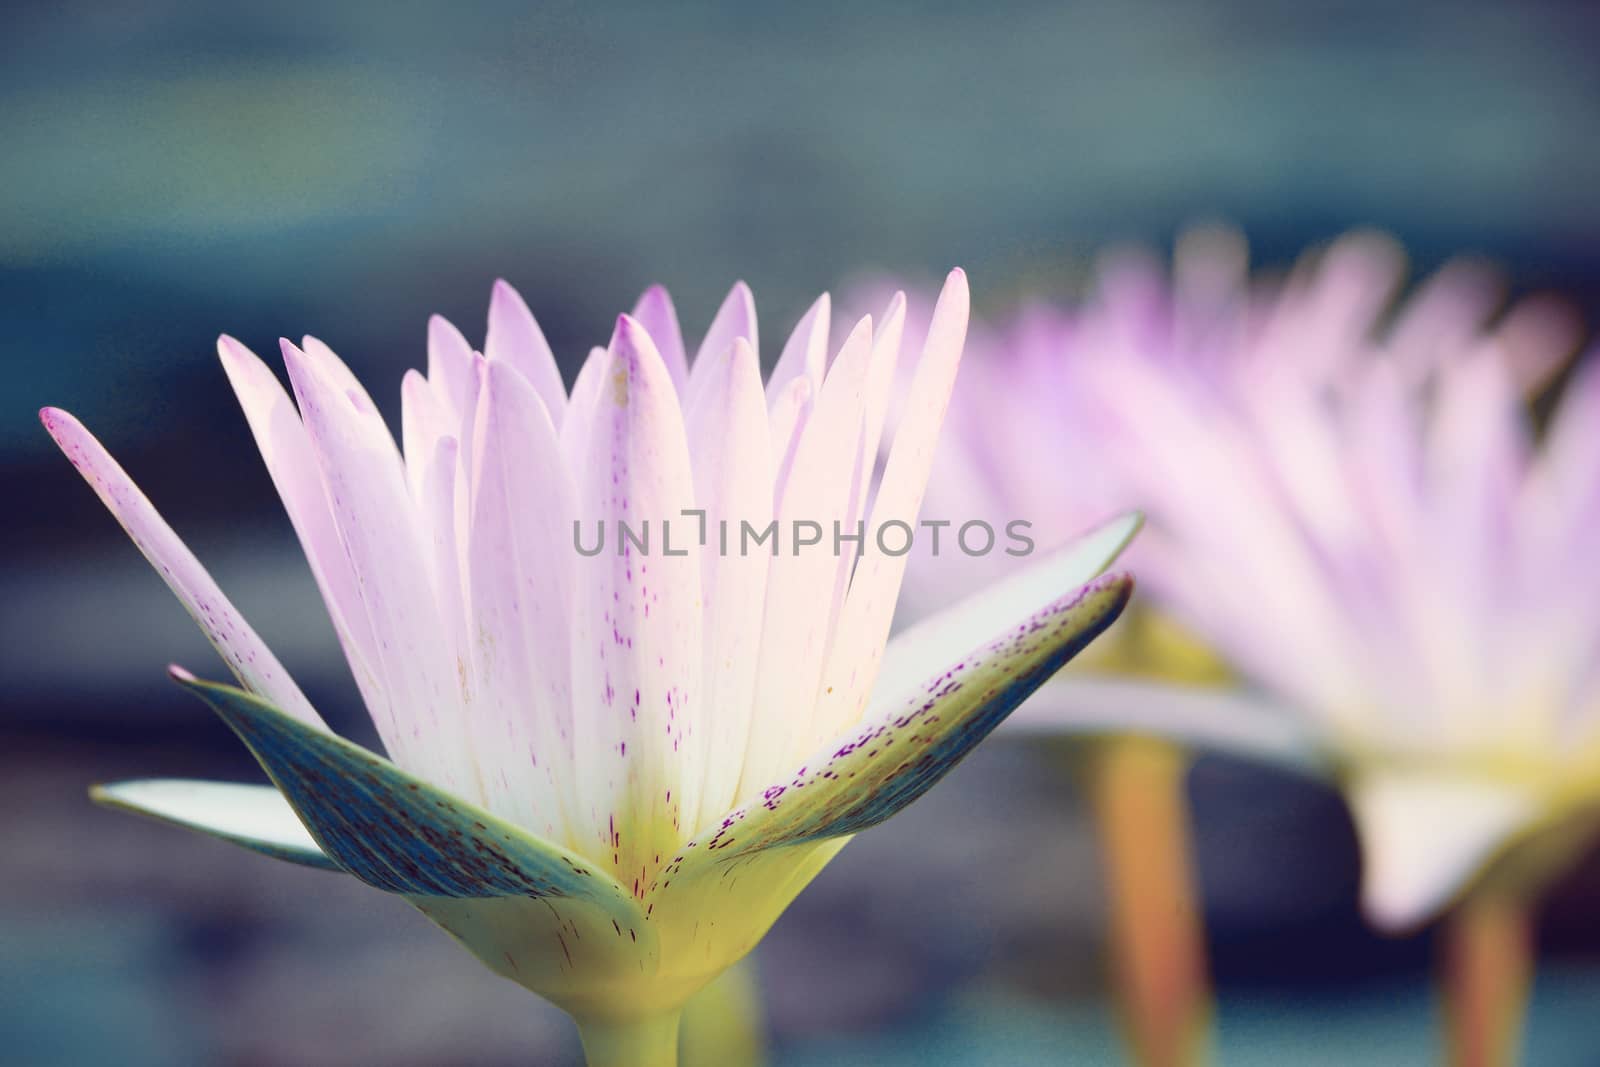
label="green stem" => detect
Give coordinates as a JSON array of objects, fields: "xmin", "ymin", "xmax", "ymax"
[
  {"xmin": 575, "ymin": 1010, "xmax": 683, "ymax": 1067},
  {"xmin": 1086, "ymin": 736, "xmax": 1212, "ymax": 1067},
  {"xmin": 1441, "ymin": 889, "xmax": 1534, "ymax": 1067}
]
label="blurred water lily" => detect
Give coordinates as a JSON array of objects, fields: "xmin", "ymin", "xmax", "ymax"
[
  {"xmin": 906, "ymin": 229, "xmax": 1591, "ymax": 1064},
  {"xmin": 43, "ymin": 269, "xmax": 1134, "ymax": 1064},
  {"xmin": 910, "ymin": 229, "xmax": 1592, "ymax": 926}
]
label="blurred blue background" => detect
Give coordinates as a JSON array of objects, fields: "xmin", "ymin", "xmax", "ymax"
[{"xmin": 4, "ymin": 2, "xmax": 1599, "ymax": 1063}]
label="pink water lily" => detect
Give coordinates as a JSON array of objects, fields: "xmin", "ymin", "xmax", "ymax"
[
  {"xmin": 903, "ymin": 230, "xmax": 1595, "ymax": 933},
  {"xmin": 44, "ymin": 268, "xmax": 1134, "ymax": 1064}
]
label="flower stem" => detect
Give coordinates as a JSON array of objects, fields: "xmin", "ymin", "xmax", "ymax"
[
  {"xmin": 681, "ymin": 961, "xmax": 767, "ymax": 1066},
  {"xmin": 1441, "ymin": 888, "xmax": 1534, "ymax": 1067},
  {"xmin": 1085, "ymin": 736, "xmax": 1212, "ymax": 1067},
  {"xmin": 575, "ymin": 1009, "xmax": 683, "ymax": 1067}
]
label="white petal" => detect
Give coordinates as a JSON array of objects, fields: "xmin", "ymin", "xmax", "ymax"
[
  {"xmin": 91, "ymin": 779, "xmax": 336, "ymax": 870},
  {"xmin": 766, "ymin": 292, "xmax": 830, "ymax": 402},
  {"xmin": 1348, "ymin": 770, "xmax": 1541, "ymax": 930},
  {"xmin": 766, "ymin": 373, "xmax": 814, "ymax": 501},
  {"xmin": 740, "ymin": 316, "xmax": 874, "ymax": 793},
  {"xmin": 856, "ymin": 291, "xmax": 907, "ymax": 514},
  {"xmin": 1000, "ymin": 676, "xmax": 1326, "ymax": 773},
  {"xmin": 815, "ymin": 270, "xmax": 970, "ymax": 725},
  {"xmin": 682, "ymin": 338, "xmax": 774, "ymax": 825}
]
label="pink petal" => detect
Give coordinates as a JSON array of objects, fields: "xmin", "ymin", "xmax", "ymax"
[
  {"xmin": 465, "ymin": 359, "xmax": 575, "ymax": 838},
  {"xmin": 419, "ymin": 435, "xmax": 466, "ymax": 667},
  {"xmin": 571, "ymin": 316, "xmax": 705, "ymax": 885},
  {"xmin": 486, "ymin": 279, "xmax": 567, "ymax": 424},
  {"xmin": 1385, "ymin": 258, "xmax": 1500, "ymax": 388},
  {"xmin": 691, "ymin": 280, "xmax": 758, "ymax": 381},
  {"xmin": 39, "ymin": 407, "xmax": 325, "ymax": 729},
  {"xmin": 560, "ymin": 345, "xmax": 609, "ymax": 473},
  {"xmin": 1494, "ymin": 294, "xmax": 1582, "ymax": 397},
  {"xmin": 400, "ymin": 368, "xmax": 452, "ymax": 499},
  {"xmin": 281, "ymin": 338, "xmax": 473, "ymax": 796},
  {"xmin": 426, "ymin": 313, "xmax": 476, "ymax": 421},
  {"xmin": 631, "ymin": 285, "xmax": 689, "ymax": 389},
  {"xmin": 217, "ymin": 337, "xmax": 380, "ymax": 715}
]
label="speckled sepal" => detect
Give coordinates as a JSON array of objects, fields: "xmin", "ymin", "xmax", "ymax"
[
  {"xmin": 672, "ymin": 571, "xmax": 1134, "ymax": 867},
  {"xmin": 168, "ymin": 667, "xmax": 641, "ymax": 921}
]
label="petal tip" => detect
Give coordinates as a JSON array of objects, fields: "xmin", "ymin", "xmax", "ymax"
[
  {"xmin": 216, "ymin": 335, "xmax": 244, "ymax": 364},
  {"xmin": 612, "ymin": 312, "xmax": 652, "ymax": 353},
  {"xmin": 1092, "ymin": 568, "xmax": 1136, "ymax": 598},
  {"xmin": 39, "ymin": 407, "xmax": 86, "ymax": 453},
  {"xmin": 489, "ymin": 278, "xmax": 528, "ymax": 313}
]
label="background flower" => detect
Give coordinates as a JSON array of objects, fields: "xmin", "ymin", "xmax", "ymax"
[{"xmin": 900, "ymin": 229, "xmax": 1594, "ymax": 1065}]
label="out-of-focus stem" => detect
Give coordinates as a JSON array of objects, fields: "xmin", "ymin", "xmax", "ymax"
[
  {"xmin": 1086, "ymin": 736, "xmax": 1212, "ymax": 1067},
  {"xmin": 1441, "ymin": 888, "xmax": 1534, "ymax": 1067},
  {"xmin": 575, "ymin": 1009, "xmax": 683, "ymax": 1067},
  {"xmin": 681, "ymin": 960, "xmax": 767, "ymax": 1066}
]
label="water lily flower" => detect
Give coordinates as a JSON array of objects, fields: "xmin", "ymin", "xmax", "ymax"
[
  {"xmin": 902, "ymin": 230, "xmax": 1590, "ymax": 1066},
  {"xmin": 878, "ymin": 234, "xmax": 1285, "ymax": 1067},
  {"xmin": 44, "ymin": 268, "xmax": 1135, "ymax": 1065}
]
